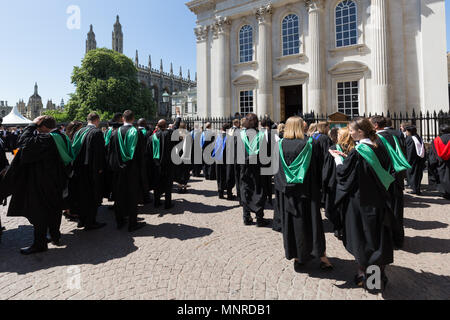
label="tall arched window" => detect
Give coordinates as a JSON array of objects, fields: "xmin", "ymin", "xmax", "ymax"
[
  {"xmin": 239, "ymin": 25, "xmax": 253, "ymax": 63},
  {"xmin": 282, "ymin": 14, "xmax": 300, "ymax": 56},
  {"xmin": 335, "ymin": 0, "xmax": 357, "ymax": 48}
]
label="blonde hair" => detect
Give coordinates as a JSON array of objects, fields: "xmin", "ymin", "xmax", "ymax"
[
  {"xmin": 277, "ymin": 123, "xmax": 285, "ymax": 135},
  {"xmin": 283, "ymin": 116, "xmax": 305, "ymax": 140},
  {"xmin": 316, "ymin": 122, "xmax": 329, "ymax": 134},
  {"xmin": 307, "ymin": 123, "xmax": 317, "ymax": 136},
  {"xmin": 337, "ymin": 127, "xmax": 356, "ymax": 154}
]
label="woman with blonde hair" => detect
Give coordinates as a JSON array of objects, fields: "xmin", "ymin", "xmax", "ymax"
[
  {"xmin": 322, "ymin": 127, "xmax": 355, "ymax": 240},
  {"xmin": 274, "ymin": 116, "xmax": 333, "ymax": 272},
  {"xmin": 329, "ymin": 118, "xmax": 394, "ymax": 291}
]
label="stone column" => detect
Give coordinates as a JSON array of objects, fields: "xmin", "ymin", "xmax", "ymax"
[
  {"xmin": 256, "ymin": 4, "xmax": 274, "ymax": 118},
  {"xmin": 371, "ymin": 0, "xmax": 389, "ymax": 114},
  {"xmin": 306, "ymin": 0, "xmax": 326, "ymax": 114},
  {"xmin": 194, "ymin": 25, "xmax": 210, "ymax": 117},
  {"xmin": 213, "ymin": 16, "xmax": 232, "ymax": 117}
]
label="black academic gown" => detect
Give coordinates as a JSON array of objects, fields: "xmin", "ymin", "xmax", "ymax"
[
  {"xmin": 202, "ymin": 130, "xmax": 216, "ymax": 180},
  {"xmin": 191, "ymin": 130, "xmax": 203, "ymax": 177},
  {"xmin": 69, "ymin": 125, "xmax": 105, "ymax": 226},
  {"xmin": 311, "ymin": 133, "xmax": 333, "ymax": 206},
  {"xmin": 239, "ymin": 129, "xmax": 267, "ymax": 217},
  {"xmin": 261, "ymin": 129, "xmax": 273, "ymax": 204},
  {"xmin": 107, "ymin": 125, "xmax": 148, "ymax": 227},
  {"xmin": 0, "ymin": 124, "xmax": 69, "ymax": 246},
  {"xmin": 428, "ymin": 134, "xmax": 450, "ymax": 199},
  {"xmin": 174, "ymin": 133, "xmax": 192, "ymax": 186},
  {"xmin": 377, "ymin": 131, "xmax": 405, "ymax": 248},
  {"xmin": 335, "ymin": 144, "xmax": 395, "ymax": 268},
  {"xmin": 274, "ymin": 138, "xmax": 325, "ymax": 263},
  {"xmin": 215, "ymin": 132, "xmax": 231, "ymax": 195},
  {"xmin": 148, "ymin": 117, "xmax": 181, "ymax": 198},
  {"xmin": 322, "ymin": 144, "xmax": 344, "ymax": 233},
  {"xmin": 0, "ymin": 138, "xmax": 9, "ymax": 231},
  {"xmin": 230, "ymin": 127, "xmax": 242, "ymax": 201},
  {"xmin": 406, "ymin": 134, "xmax": 426, "ymax": 194},
  {"xmin": 104, "ymin": 123, "xmax": 122, "ymax": 200}
]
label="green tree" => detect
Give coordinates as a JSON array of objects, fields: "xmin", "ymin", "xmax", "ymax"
[
  {"xmin": 42, "ymin": 109, "xmax": 70, "ymax": 123},
  {"xmin": 67, "ymin": 48, "xmax": 156, "ymax": 121}
]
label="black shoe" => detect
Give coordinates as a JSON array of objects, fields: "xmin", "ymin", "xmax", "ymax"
[
  {"xmin": 137, "ymin": 217, "xmax": 145, "ymax": 222},
  {"xmin": 128, "ymin": 222, "xmax": 146, "ymax": 232},
  {"xmin": 85, "ymin": 222, "xmax": 107, "ymax": 231},
  {"xmin": 46, "ymin": 237, "xmax": 60, "ymax": 246},
  {"xmin": 243, "ymin": 219, "xmax": 253, "ymax": 226},
  {"xmin": 256, "ymin": 218, "xmax": 270, "ymax": 228},
  {"xmin": 294, "ymin": 260, "xmax": 304, "ymax": 273},
  {"xmin": 320, "ymin": 261, "xmax": 334, "ymax": 271},
  {"xmin": 20, "ymin": 245, "xmax": 48, "ymax": 255},
  {"xmin": 354, "ymin": 274, "xmax": 366, "ymax": 287},
  {"xmin": 218, "ymin": 192, "xmax": 225, "ymax": 199}
]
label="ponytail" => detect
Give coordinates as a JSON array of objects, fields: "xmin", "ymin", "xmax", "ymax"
[{"xmin": 350, "ymin": 118, "xmax": 378, "ymax": 147}]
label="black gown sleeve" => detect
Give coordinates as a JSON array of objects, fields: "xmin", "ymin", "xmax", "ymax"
[{"xmin": 335, "ymin": 149, "xmax": 359, "ymax": 205}]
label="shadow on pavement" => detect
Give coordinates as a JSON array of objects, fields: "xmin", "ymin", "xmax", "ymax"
[
  {"xmin": 404, "ymin": 193, "xmax": 450, "ymax": 208},
  {"xmin": 133, "ymin": 223, "xmax": 213, "ymax": 241},
  {"xmin": 401, "ymin": 236, "xmax": 450, "ymax": 254},
  {"xmin": 403, "ymin": 218, "xmax": 448, "ymax": 231},
  {"xmin": 139, "ymin": 199, "xmax": 240, "ymax": 216}
]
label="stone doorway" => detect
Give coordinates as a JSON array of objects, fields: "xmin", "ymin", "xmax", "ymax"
[{"xmin": 281, "ymin": 85, "xmax": 303, "ymax": 121}]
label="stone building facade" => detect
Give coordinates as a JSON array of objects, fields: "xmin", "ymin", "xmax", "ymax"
[
  {"xmin": 187, "ymin": 0, "xmax": 449, "ymax": 121},
  {"xmin": 171, "ymin": 87, "xmax": 198, "ymax": 117},
  {"xmin": 86, "ymin": 16, "xmax": 197, "ymax": 117},
  {"xmin": 26, "ymin": 83, "xmax": 43, "ymax": 120},
  {"xmin": 0, "ymin": 101, "xmax": 12, "ymax": 118}
]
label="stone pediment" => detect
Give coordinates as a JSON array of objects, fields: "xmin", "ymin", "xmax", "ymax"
[
  {"xmin": 273, "ymin": 68, "xmax": 309, "ymax": 81},
  {"xmin": 328, "ymin": 61, "xmax": 368, "ymax": 75},
  {"xmin": 232, "ymin": 74, "xmax": 258, "ymax": 85}
]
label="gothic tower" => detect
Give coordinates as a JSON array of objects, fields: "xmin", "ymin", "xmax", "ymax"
[
  {"xmin": 86, "ymin": 24, "xmax": 97, "ymax": 54},
  {"xmin": 112, "ymin": 15, "xmax": 123, "ymax": 54}
]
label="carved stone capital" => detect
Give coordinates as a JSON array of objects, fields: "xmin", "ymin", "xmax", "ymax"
[
  {"xmin": 194, "ymin": 25, "xmax": 209, "ymax": 42},
  {"xmin": 255, "ymin": 4, "xmax": 273, "ymax": 23},
  {"xmin": 305, "ymin": 0, "xmax": 324, "ymax": 13},
  {"xmin": 213, "ymin": 16, "xmax": 231, "ymax": 37}
]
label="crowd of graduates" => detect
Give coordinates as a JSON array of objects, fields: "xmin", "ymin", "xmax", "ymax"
[{"xmin": 0, "ymin": 110, "xmax": 449, "ymax": 293}]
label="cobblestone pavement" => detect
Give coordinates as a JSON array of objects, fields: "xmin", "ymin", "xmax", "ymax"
[{"xmin": 0, "ymin": 163, "xmax": 449, "ymax": 300}]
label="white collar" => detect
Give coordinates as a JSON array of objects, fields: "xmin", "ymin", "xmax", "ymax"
[
  {"xmin": 123, "ymin": 123, "xmax": 133, "ymax": 127},
  {"xmin": 359, "ymin": 138, "xmax": 374, "ymax": 146},
  {"xmin": 377, "ymin": 129, "xmax": 387, "ymax": 133}
]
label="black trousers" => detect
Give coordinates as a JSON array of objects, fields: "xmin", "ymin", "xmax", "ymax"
[
  {"xmin": 32, "ymin": 212, "xmax": 62, "ymax": 248},
  {"xmin": 243, "ymin": 208, "xmax": 264, "ymax": 221},
  {"xmin": 155, "ymin": 189, "xmax": 172, "ymax": 207}
]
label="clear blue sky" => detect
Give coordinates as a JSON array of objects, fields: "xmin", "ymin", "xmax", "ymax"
[
  {"xmin": 1, "ymin": 1, "xmax": 450, "ymax": 108},
  {"xmin": 0, "ymin": 0, "xmax": 197, "ymax": 106}
]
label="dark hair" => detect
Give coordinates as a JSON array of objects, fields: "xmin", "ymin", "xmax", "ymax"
[
  {"xmin": 406, "ymin": 125, "xmax": 418, "ymax": 136},
  {"xmin": 245, "ymin": 113, "xmax": 258, "ymax": 130},
  {"xmin": 370, "ymin": 116, "xmax": 387, "ymax": 129},
  {"xmin": 112, "ymin": 113, "xmax": 123, "ymax": 123},
  {"xmin": 39, "ymin": 116, "xmax": 57, "ymax": 130},
  {"xmin": 0, "ymin": 116, "xmax": 3, "ymax": 125},
  {"xmin": 222, "ymin": 123, "xmax": 231, "ymax": 131},
  {"xmin": 123, "ymin": 110, "xmax": 134, "ymax": 122},
  {"xmin": 87, "ymin": 112, "xmax": 100, "ymax": 122},
  {"xmin": 66, "ymin": 121, "xmax": 83, "ymax": 140},
  {"xmin": 385, "ymin": 117, "xmax": 393, "ymax": 128},
  {"xmin": 137, "ymin": 118, "xmax": 147, "ymax": 128},
  {"xmin": 440, "ymin": 124, "xmax": 450, "ymax": 135},
  {"xmin": 350, "ymin": 117, "xmax": 378, "ymax": 145},
  {"xmin": 329, "ymin": 127, "xmax": 339, "ymax": 144}
]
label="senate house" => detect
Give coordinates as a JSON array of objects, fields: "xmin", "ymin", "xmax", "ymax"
[{"xmin": 187, "ymin": 0, "xmax": 449, "ymax": 121}]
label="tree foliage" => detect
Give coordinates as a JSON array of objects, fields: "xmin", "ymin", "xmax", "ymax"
[{"xmin": 67, "ymin": 48, "xmax": 156, "ymax": 121}]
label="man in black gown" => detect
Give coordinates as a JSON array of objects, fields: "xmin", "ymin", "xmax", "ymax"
[
  {"xmin": 70, "ymin": 112, "xmax": 106, "ymax": 230},
  {"xmin": 0, "ymin": 116, "xmax": 70, "ymax": 254},
  {"xmin": 0, "ymin": 116, "xmax": 9, "ymax": 236},
  {"xmin": 149, "ymin": 111, "xmax": 182, "ymax": 209},
  {"xmin": 201, "ymin": 123, "xmax": 216, "ymax": 180},
  {"xmin": 107, "ymin": 110, "xmax": 148, "ymax": 232},
  {"xmin": 239, "ymin": 113, "xmax": 269, "ymax": 227},
  {"xmin": 429, "ymin": 124, "xmax": 450, "ymax": 199},
  {"xmin": 371, "ymin": 116, "xmax": 407, "ymax": 249}
]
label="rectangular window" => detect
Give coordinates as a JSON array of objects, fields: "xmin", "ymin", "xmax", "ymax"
[
  {"xmin": 337, "ymin": 81, "xmax": 359, "ymax": 117},
  {"xmin": 239, "ymin": 90, "xmax": 254, "ymax": 116}
]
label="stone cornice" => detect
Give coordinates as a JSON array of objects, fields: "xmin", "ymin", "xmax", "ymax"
[{"xmin": 186, "ymin": 0, "xmax": 216, "ymax": 15}]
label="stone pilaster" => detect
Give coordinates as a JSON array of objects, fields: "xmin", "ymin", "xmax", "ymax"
[
  {"xmin": 306, "ymin": 0, "xmax": 326, "ymax": 114},
  {"xmin": 256, "ymin": 4, "xmax": 273, "ymax": 118},
  {"xmin": 213, "ymin": 16, "xmax": 232, "ymax": 117},
  {"xmin": 371, "ymin": 0, "xmax": 390, "ymax": 114},
  {"xmin": 195, "ymin": 25, "xmax": 210, "ymax": 117}
]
